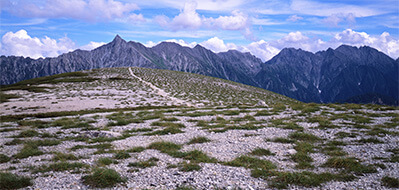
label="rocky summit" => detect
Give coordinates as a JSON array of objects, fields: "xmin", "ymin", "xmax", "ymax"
[
  {"xmin": 1, "ymin": 36, "xmax": 398, "ymax": 105},
  {"xmin": 0, "ymin": 67, "xmax": 398, "ymax": 189}
]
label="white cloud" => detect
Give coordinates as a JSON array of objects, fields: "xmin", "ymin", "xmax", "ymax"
[
  {"xmin": 155, "ymin": 1, "xmax": 252, "ymax": 39},
  {"xmin": 143, "ymin": 39, "xmax": 197, "ymax": 48},
  {"xmin": 196, "ymin": 30, "xmax": 399, "ymax": 62},
  {"xmin": 165, "ymin": 39, "xmax": 198, "ymax": 48},
  {"xmin": 205, "ymin": 10, "xmax": 248, "ymax": 30},
  {"xmin": 200, "ymin": 37, "xmax": 237, "ymax": 53},
  {"xmin": 80, "ymin": 41, "xmax": 106, "ymax": 50},
  {"xmin": 240, "ymin": 40, "xmax": 280, "ymax": 61},
  {"xmin": 155, "ymin": 1, "xmax": 202, "ymax": 30},
  {"xmin": 330, "ymin": 29, "xmax": 399, "ymax": 58},
  {"xmin": 323, "ymin": 13, "xmax": 356, "ymax": 27},
  {"xmin": 4, "ymin": 0, "xmax": 142, "ymax": 22},
  {"xmin": 287, "ymin": 15, "xmax": 303, "ymax": 22},
  {"xmin": 0, "ymin": 30, "xmax": 107, "ymax": 59},
  {"xmin": 1, "ymin": 30, "xmax": 76, "ymax": 59}
]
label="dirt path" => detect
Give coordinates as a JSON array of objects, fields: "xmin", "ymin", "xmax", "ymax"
[{"xmin": 128, "ymin": 67, "xmax": 192, "ymax": 107}]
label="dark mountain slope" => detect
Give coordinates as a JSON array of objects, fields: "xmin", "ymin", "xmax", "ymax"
[{"xmin": 1, "ymin": 35, "xmax": 398, "ymax": 105}]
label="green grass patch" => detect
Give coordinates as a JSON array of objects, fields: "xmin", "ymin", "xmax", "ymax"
[
  {"xmin": 269, "ymin": 137, "xmax": 295, "ymax": 144},
  {"xmin": 289, "ymin": 132, "xmax": 321, "ymax": 142},
  {"xmin": 127, "ymin": 146, "xmax": 145, "ymax": 153},
  {"xmin": 357, "ymin": 137, "xmax": 383, "ymax": 144},
  {"xmin": 82, "ymin": 168, "xmax": 126, "ymax": 188},
  {"xmin": 18, "ymin": 120, "xmax": 50, "ymax": 128},
  {"xmin": 96, "ymin": 157, "xmax": 118, "ymax": 166},
  {"xmin": 52, "ymin": 152, "xmax": 78, "ymax": 161},
  {"xmin": 323, "ymin": 157, "xmax": 377, "ymax": 175},
  {"xmin": 178, "ymin": 150, "xmax": 217, "ymax": 163},
  {"xmin": 268, "ymin": 171, "xmax": 354, "ymax": 189},
  {"xmin": 0, "ymin": 154, "xmax": 10, "ymax": 163},
  {"xmin": 179, "ymin": 162, "xmax": 201, "ymax": 172},
  {"xmin": 13, "ymin": 129, "xmax": 39, "ymax": 138},
  {"xmin": 14, "ymin": 144, "xmax": 43, "ymax": 159},
  {"xmin": 114, "ymin": 151, "xmax": 131, "ymax": 159},
  {"xmin": 160, "ymin": 117, "xmax": 179, "ymax": 122},
  {"xmin": 249, "ymin": 148, "xmax": 274, "ymax": 156},
  {"xmin": 0, "ymin": 92, "xmax": 21, "ymax": 103},
  {"xmin": 187, "ymin": 136, "xmax": 211, "ymax": 145},
  {"xmin": 128, "ymin": 157, "xmax": 159, "ymax": 168},
  {"xmin": 225, "ymin": 155, "xmax": 276, "ymax": 170},
  {"xmin": 381, "ymin": 176, "xmax": 399, "ymax": 188},
  {"xmin": 147, "ymin": 141, "xmax": 181, "ymax": 155},
  {"xmin": 0, "ymin": 172, "xmax": 32, "ymax": 189}
]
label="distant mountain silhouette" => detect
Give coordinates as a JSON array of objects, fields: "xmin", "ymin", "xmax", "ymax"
[{"xmin": 1, "ymin": 35, "xmax": 398, "ymax": 105}]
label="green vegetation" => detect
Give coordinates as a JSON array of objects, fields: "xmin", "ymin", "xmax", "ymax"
[
  {"xmin": 187, "ymin": 136, "xmax": 211, "ymax": 144},
  {"xmin": 267, "ymin": 171, "xmax": 354, "ymax": 189},
  {"xmin": 52, "ymin": 152, "xmax": 78, "ymax": 161},
  {"xmin": 0, "ymin": 172, "xmax": 32, "ymax": 189},
  {"xmin": 270, "ymin": 137, "xmax": 295, "ymax": 144},
  {"xmin": 225, "ymin": 156, "xmax": 276, "ymax": 171},
  {"xmin": 82, "ymin": 168, "xmax": 126, "ymax": 188},
  {"xmin": 289, "ymin": 132, "xmax": 321, "ymax": 142},
  {"xmin": 14, "ymin": 143, "xmax": 43, "ymax": 159},
  {"xmin": 357, "ymin": 137, "xmax": 383, "ymax": 144},
  {"xmin": 249, "ymin": 148, "xmax": 274, "ymax": 156},
  {"xmin": 127, "ymin": 146, "xmax": 146, "ymax": 153},
  {"xmin": 0, "ymin": 92, "xmax": 21, "ymax": 103},
  {"xmin": 96, "ymin": 157, "xmax": 118, "ymax": 166},
  {"xmin": 128, "ymin": 157, "xmax": 159, "ymax": 168},
  {"xmin": 179, "ymin": 162, "xmax": 201, "ymax": 172},
  {"xmin": 381, "ymin": 176, "xmax": 399, "ymax": 188},
  {"xmin": 179, "ymin": 150, "xmax": 218, "ymax": 163},
  {"xmin": 13, "ymin": 129, "xmax": 39, "ymax": 138},
  {"xmin": 323, "ymin": 157, "xmax": 377, "ymax": 174},
  {"xmin": 291, "ymin": 142, "xmax": 314, "ymax": 169},
  {"xmin": 114, "ymin": 151, "xmax": 131, "ymax": 159},
  {"xmin": 147, "ymin": 141, "xmax": 182, "ymax": 155},
  {"xmin": 0, "ymin": 154, "xmax": 10, "ymax": 163}
]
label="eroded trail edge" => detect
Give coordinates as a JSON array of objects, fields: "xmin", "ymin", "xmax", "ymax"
[{"xmin": 128, "ymin": 67, "xmax": 192, "ymax": 107}]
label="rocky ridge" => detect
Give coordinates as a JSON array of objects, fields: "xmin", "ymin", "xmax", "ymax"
[{"xmin": 1, "ymin": 36, "xmax": 398, "ymax": 105}]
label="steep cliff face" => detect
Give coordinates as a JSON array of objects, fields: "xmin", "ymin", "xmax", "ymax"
[
  {"xmin": 254, "ymin": 45, "xmax": 398, "ymax": 105},
  {"xmin": 1, "ymin": 36, "xmax": 398, "ymax": 105}
]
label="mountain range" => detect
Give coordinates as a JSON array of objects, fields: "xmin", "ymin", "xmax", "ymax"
[{"xmin": 1, "ymin": 35, "xmax": 398, "ymax": 105}]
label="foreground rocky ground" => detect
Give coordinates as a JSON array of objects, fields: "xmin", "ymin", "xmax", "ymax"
[{"xmin": 0, "ymin": 67, "xmax": 398, "ymax": 189}]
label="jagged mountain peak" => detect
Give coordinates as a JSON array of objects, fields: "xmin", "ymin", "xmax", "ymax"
[
  {"xmin": 1, "ymin": 38, "xmax": 397, "ymax": 105},
  {"xmin": 113, "ymin": 34, "xmax": 124, "ymax": 42}
]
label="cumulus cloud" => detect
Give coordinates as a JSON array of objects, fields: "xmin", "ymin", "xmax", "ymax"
[
  {"xmin": 240, "ymin": 40, "xmax": 280, "ymax": 61},
  {"xmin": 143, "ymin": 39, "xmax": 197, "ymax": 48},
  {"xmin": 200, "ymin": 37, "xmax": 237, "ymax": 53},
  {"xmin": 154, "ymin": 1, "xmax": 253, "ymax": 39},
  {"xmin": 0, "ymin": 30, "xmax": 105, "ymax": 59},
  {"xmin": 80, "ymin": 41, "xmax": 106, "ymax": 50},
  {"xmin": 155, "ymin": 1, "xmax": 202, "ymax": 30},
  {"xmin": 330, "ymin": 29, "xmax": 399, "ymax": 58},
  {"xmin": 3, "ymin": 0, "xmax": 142, "ymax": 22},
  {"xmin": 205, "ymin": 10, "xmax": 249, "ymax": 30},
  {"xmin": 1, "ymin": 30, "xmax": 75, "ymax": 59},
  {"xmin": 197, "ymin": 29, "xmax": 399, "ymax": 61}
]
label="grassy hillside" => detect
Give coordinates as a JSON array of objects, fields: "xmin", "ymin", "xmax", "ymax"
[{"xmin": 0, "ymin": 67, "xmax": 398, "ymax": 189}]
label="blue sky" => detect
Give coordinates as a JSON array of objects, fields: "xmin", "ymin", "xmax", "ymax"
[{"xmin": 1, "ymin": 0, "xmax": 398, "ymax": 60}]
